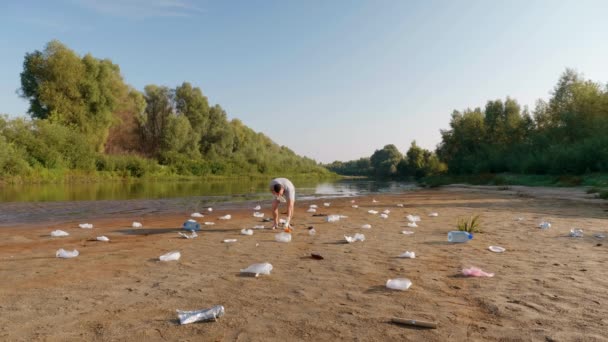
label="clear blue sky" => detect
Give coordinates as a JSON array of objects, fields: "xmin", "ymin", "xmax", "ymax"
[{"xmin": 1, "ymin": 0, "xmax": 607, "ymax": 163}]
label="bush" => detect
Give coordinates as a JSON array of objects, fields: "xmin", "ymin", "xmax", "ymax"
[{"xmin": 457, "ymin": 215, "xmax": 482, "ymax": 233}]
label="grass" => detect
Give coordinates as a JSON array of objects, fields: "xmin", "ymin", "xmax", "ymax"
[{"xmin": 457, "ymin": 215, "xmax": 482, "ymax": 233}]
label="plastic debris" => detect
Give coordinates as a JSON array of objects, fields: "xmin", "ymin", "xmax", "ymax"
[
  {"xmin": 372, "ymin": 199, "xmax": 378, "ymax": 203},
  {"xmin": 398, "ymin": 251, "xmax": 416, "ymax": 259},
  {"xmin": 191, "ymin": 212, "xmax": 204, "ymax": 218},
  {"xmin": 159, "ymin": 251, "xmax": 181, "ymax": 262},
  {"xmin": 253, "ymin": 225, "xmax": 265, "ymax": 229},
  {"xmin": 323, "ymin": 203, "xmax": 331, "ymax": 207},
  {"xmin": 515, "ymin": 217, "xmax": 524, "ymax": 221},
  {"xmin": 382, "ymin": 210, "xmax": 391, "ymax": 214},
  {"xmin": 241, "ymin": 229, "xmax": 254, "ymax": 236},
  {"xmin": 448, "ymin": 231, "xmax": 472, "ymax": 242},
  {"xmin": 96, "ymin": 236, "xmax": 110, "ymax": 242},
  {"xmin": 79, "ymin": 223, "xmax": 93, "ymax": 229},
  {"xmin": 183, "ymin": 220, "xmax": 201, "ymax": 231},
  {"xmin": 462, "ymin": 267, "xmax": 494, "ymax": 277},
  {"xmin": 132, "ymin": 221, "xmax": 143, "ymax": 228},
  {"xmin": 56, "ymin": 249, "xmax": 79, "ymax": 258},
  {"xmin": 240, "ymin": 262, "xmax": 273, "ymax": 277},
  {"xmin": 219, "ymin": 214, "xmax": 231, "ymax": 220},
  {"xmin": 223, "ymin": 239, "xmax": 237, "ymax": 243},
  {"xmin": 570, "ymin": 228, "xmax": 583, "ymax": 238},
  {"xmin": 407, "ymin": 222, "xmax": 418, "ymax": 228},
  {"xmin": 178, "ymin": 231, "xmax": 198, "ymax": 239},
  {"xmin": 401, "ymin": 230, "xmax": 414, "ymax": 235},
  {"xmin": 396, "ymin": 204, "xmax": 404, "ymax": 207},
  {"xmin": 326, "ymin": 215, "xmax": 340, "ymax": 222},
  {"xmin": 368, "ymin": 210, "xmax": 378, "ymax": 215},
  {"xmin": 254, "ymin": 205, "xmax": 261, "ymax": 211},
  {"xmin": 594, "ymin": 234, "xmax": 606, "ymax": 239},
  {"xmin": 307, "ymin": 208, "xmax": 317, "ymax": 213},
  {"xmin": 488, "ymin": 246, "xmax": 505, "ymax": 253},
  {"xmin": 204, "ymin": 222, "xmax": 215, "ymax": 225},
  {"xmin": 428, "ymin": 212, "xmax": 439, "ymax": 217},
  {"xmin": 275, "ymin": 232, "xmax": 292, "ymax": 243},
  {"xmin": 406, "ymin": 215, "xmax": 420, "ymax": 223},
  {"xmin": 361, "ymin": 224, "xmax": 372, "ymax": 229},
  {"xmin": 207, "ymin": 208, "xmax": 213, "ymax": 212},
  {"xmin": 308, "ymin": 227, "xmax": 316, "ymax": 236},
  {"xmin": 310, "ymin": 204, "xmax": 318, "ymax": 209},
  {"xmin": 253, "ymin": 212, "xmax": 264, "ymax": 218},
  {"xmin": 352, "ymin": 205, "xmax": 359, "ymax": 208},
  {"xmin": 386, "ymin": 278, "xmax": 411, "ymax": 290},
  {"xmin": 380, "ymin": 213, "xmax": 389, "ymax": 219},
  {"xmin": 51, "ymin": 230, "xmax": 69, "ymax": 237},
  {"xmin": 539, "ymin": 221, "xmax": 551, "ymax": 229},
  {"xmin": 344, "ymin": 233, "xmax": 365, "ymax": 243},
  {"xmin": 177, "ymin": 305, "xmax": 225, "ymax": 324}
]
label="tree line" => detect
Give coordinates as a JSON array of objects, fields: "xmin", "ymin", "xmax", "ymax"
[
  {"xmin": 0, "ymin": 40, "xmax": 329, "ymax": 179},
  {"xmin": 327, "ymin": 69, "xmax": 608, "ymax": 178}
]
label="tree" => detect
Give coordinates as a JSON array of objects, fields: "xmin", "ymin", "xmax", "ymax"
[{"xmin": 370, "ymin": 144, "xmax": 403, "ymax": 177}]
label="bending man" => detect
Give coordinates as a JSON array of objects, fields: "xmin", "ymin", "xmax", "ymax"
[{"xmin": 269, "ymin": 177, "xmax": 295, "ymax": 230}]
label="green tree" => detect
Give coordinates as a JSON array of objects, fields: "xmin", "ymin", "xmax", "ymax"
[{"xmin": 370, "ymin": 144, "xmax": 403, "ymax": 177}]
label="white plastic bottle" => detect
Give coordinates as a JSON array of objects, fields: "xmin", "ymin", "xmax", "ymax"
[{"xmin": 447, "ymin": 231, "xmax": 473, "ymax": 243}]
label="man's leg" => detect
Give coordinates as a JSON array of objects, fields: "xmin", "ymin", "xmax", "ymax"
[
  {"xmin": 272, "ymin": 199, "xmax": 279, "ymax": 229},
  {"xmin": 286, "ymin": 199, "xmax": 294, "ymax": 228}
]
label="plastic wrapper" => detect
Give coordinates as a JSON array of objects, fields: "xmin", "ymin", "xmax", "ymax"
[
  {"xmin": 274, "ymin": 232, "xmax": 292, "ymax": 243},
  {"xmin": 159, "ymin": 251, "xmax": 181, "ymax": 261},
  {"xmin": 51, "ymin": 230, "xmax": 69, "ymax": 237},
  {"xmin": 240, "ymin": 262, "xmax": 273, "ymax": 277},
  {"xmin": 96, "ymin": 236, "xmax": 109, "ymax": 242},
  {"xmin": 386, "ymin": 278, "xmax": 411, "ymax": 290},
  {"xmin": 56, "ymin": 249, "xmax": 79, "ymax": 258},
  {"xmin": 177, "ymin": 305, "xmax": 225, "ymax": 324}
]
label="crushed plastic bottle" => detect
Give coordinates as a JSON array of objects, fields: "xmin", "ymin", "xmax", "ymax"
[
  {"xmin": 570, "ymin": 228, "xmax": 583, "ymax": 238},
  {"xmin": 51, "ymin": 230, "xmax": 69, "ymax": 237},
  {"xmin": 274, "ymin": 232, "xmax": 292, "ymax": 243},
  {"xmin": 361, "ymin": 224, "xmax": 372, "ymax": 229},
  {"xmin": 78, "ymin": 223, "xmax": 93, "ymax": 229},
  {"xmin": 177, "ymin": 305, "xmax": 225, "ymax": 324},
  {"xmin": 448, "ymin": 231, "xmax": 473, "ymax": 243},
  {"xmin": 398, "ymin": 251, "xmax": 415, "ymax": 259},
  {"xmin": 96, "ymin": 236, "xmax": 110, "ymax": 242},
  {"xmin": 240, "ymin": 262, "xmax": 273, "ymax": 277},
  {"xmin": 241, "ymin": 229, "xmax": 254, "ymax": 236},
  {"xmin": 159, "ymin": 251, "xmax": 181, "ymax": 261},
  {"xmin": 132, "ymin": 222, "xmax": 142, "ymax": 228},
  {"xmin": 56, "ymin": 249, "xmax": 79, "ymax": 258},
  {"xmin": 326, "ymin": 215, "xmax": 340, "ymax": 222},
  {"xmin": 183, "ymin": 220, "xmax": 201, "ymax": 231},
  {"xmin": 386, "ymin": 278, "xmax": 411, "ymax": 290}
]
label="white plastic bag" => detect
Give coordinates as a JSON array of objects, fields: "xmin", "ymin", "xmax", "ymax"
[
  {"xmin": 368, "ymin": 210, "xmax": 378, "ymax": 215},
  {"xmin": 178, "ymin": 231, "xmax": 198, "ymax": 239},
  {"xmin": 386, "ymin": 278, "xmax": 412, "ymax": 290},
  {"xmin": 240, "ymin": 262, "xmax": 273, "ymax": 277},
  {"xmin": 132, "ymin": 222, "xmax": 142, "ymax": 228},
  {"xmin": 219, "ymin": 214, "xmax": 231, "ymax": 220},
  {"xmin": 344, "ymin": 233, "xmax": 365, "ymax": 243},
  {"xmin": 274, "ymin": 232, "xmax": 292, "ymax": 243},
  {"xmin": 51, "ymin": 230, "xmax": 69, "ymax": 237},
  {"xmin": 241, "ymin": 229, "xmax": 253, "ymax": 236},
  {"xmin": 159, "ymin": 251, "xmax": 181, "ymax": 261},
  {"xmin": 191, "ymin": 212, "xmax": 204, "ymax": 218},
  {"xmin": 56, "ymin": 249, "xmax": 79, "ymax": 258},
  {"xmin": 398, "ymin": 251, "xmax": 415, "ymax": 259},
  {"xmin": 407, "ymin": 222, "xmax": 418, "ymax": 228},
  {"xmin": 361, "ymin": 224, "xmax": 372, "ymax": 229},
  {"xmin": 96, "ymin": 236, "xmax": 110, "ymax": 242},
  {"xmin": 78, "ymin": 223, "xmax": 93, "ymax": 229},
  {"xmin": 307, "ymin": 208, "xmax": 317, "ymax": 213},
  {"xmin": 223, "ymin": 239, "xmax": 237, "ymax": 243},
  {"xmin": 406, "ymin": 215, "xmax": 420, "ymax": 223},
  {"xmin": 380, "ymin": 213, "xmax": 388, "ymax": 219},
  {"xmin": 253, "ymin": 212, "xmax": 264, "ymax": 218}
]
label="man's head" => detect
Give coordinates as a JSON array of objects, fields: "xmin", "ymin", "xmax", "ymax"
[{"xmin": 272, "ymin": 183, "xmax": 283, "ymax": 196}]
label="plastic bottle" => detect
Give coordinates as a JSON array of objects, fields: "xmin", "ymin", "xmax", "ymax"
[
  {"xmin": 177, "ymin": 305, "xmax": 225, "ymax": 324},
  {"xmin": 386, "ymin": 278, "xmax": 412, "ymax": 290},
  {"xmin": 183, "ymin": 219, "xmax": 201, "ymax": 231},
  {"xmin": 159, "ymin": 251, "xmax": 181, "ymax": 261},
  {"xmin": 326, "ymin": 215, "xmax": 340, "ymax": 222},
  {"xmin": 447, "ymin": 231, "xmax": 473, "ymax": 243}
]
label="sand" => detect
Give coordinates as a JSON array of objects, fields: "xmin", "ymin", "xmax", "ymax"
[{"xmin": 1, "ymin": 186, "xmax": 607, "ymax": 341}]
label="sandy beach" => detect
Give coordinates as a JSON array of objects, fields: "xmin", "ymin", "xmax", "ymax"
[{"xmin": 1, "ymin": 186, "xmax": 607, "ymax": 341}]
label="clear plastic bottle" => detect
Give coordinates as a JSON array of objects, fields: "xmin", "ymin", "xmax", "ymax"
[
  {"xmin": 183, "ymin": 220, "xmax": 201, "ymax": 231},
  {"xmin": 326, "ymin": 215, "xmax": 340, "ymax": 222},
  {"xmin": 447, "ymin": 231, "xmax": 473, "ymax": 243}
]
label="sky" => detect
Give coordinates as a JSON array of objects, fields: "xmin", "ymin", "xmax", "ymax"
[{"xmin": 1, "ymin": 0, "xmax": 608, "ymax": 163}]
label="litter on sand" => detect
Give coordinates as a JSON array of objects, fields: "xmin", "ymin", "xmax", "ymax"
[
  {"xmin": 177, "ymin": 305, "xmax": 225, "ymax": 324},
  {"xmin": 253, "ymin": 212, "xmax": 264, "ymax": 218},
  {"xmin": 407, "ymin": 222, "xmax": 418, "ymax": 228},
  {"xmin": 96, "ymin": 236, "xmax": 110, "ymax": 242},
  {"xmin": 344, "ymin": 233, "xmax": 365, "ymax": 243},
  {"xmin": 396, "ymin": 204, "xmax": 404, "ymax": 207},
  {"xmin": 368, "ymin": 210, "xmax": 378, "ymax": 215},
  {"xmin": 254, "ymin": 205, "xmax": 261, "ymax": 211},
  {"xmin": 191, "ymin": 212, "xmax": 204, "ymax": 218},
  {"xmin": 539, "ymin": 221, "xmax": 551, "ymax": 229},
  {"xmin": 79, "ymin": 223, "xmax": 93, "ymax": 229},
  {"xmin": 380, "ymin": 213, "xmax": 389, "ymax": 219},
  {"xmin": 428, "ymin": 212, "xmax": 439, "ymax": 217},
  {"xmin": 398, "ymin": 251, "xmax": 416, "ymax": 259},
  {"xmin": 275, "ymin": 232, "xmax": 292, "ymax": 243},
  {"xmin": 462, "ymin": 267, "xmax": 494, "ymax": 277},
  {"xmin": 132, "ymin": 222, "xmax": 143, "ymax": 228},
  {"xmin": 204, "ymin": 222, "xmax": 215, "ymax": 225},
  {"xmin": 252, "ymin": 225, "xmax": 265, "ymax": 229},
  {"xmin": 488, "ymin": 246, "xmax": 505, "ymax": 253},
  {"xmin": 361, "ymin": 224, "xmax": 372, "ymax": 229},
  {"xmin": 401, "ymin": 230, "xmax": 414, "ymax": 235},
  {"xmin": 223, "ymin": 239, "xmax": 237, "ymax": 243},
  {"xmin": 240, "ymin": 262, "xmax": 273, "ymax": 277},
  {"xmin": 241, "ymin": 229, "xmax": 254, "ymax": 236},
  {"xmin": 311, "ymin": 252, "xmax": 324, "ymax": 260},
  {"xmin": 406, "ymin": 215, "xmax": 421, "ymax": 223},
  {"xmin": 178, "ymin": 231, "xmax": 198, "ymax": 239},
  {"xmin": 352, "ymin": 205, "xmax": 359, "ymax": 208},
  {"xmin": 219, "ymin": 215, "xmax": 232, "ymax": 220},
  {"xmin": 324, "ymin": 203, "xmax": 331, "ymax": 207},
  {"xmin": 309, "ymin": 204, "xmax": 318, "ymax": 209},
  {"xmin": 386, "ymin": 278, "xmax": 412, "ymax": 290},
  {"xmin": 51, "ymin": 230, "xmax": 69, "ymax": 237},
  {"xmin": 570, "ymin": 228, "xmax": 583, "ymax": 237},
  {"xmin": 159, "ymin": 251, "xmax": 181, "ymax": 262},
  {"xmin": 391, "ymin": 318, "xmax": 437, "ymax": 329},
  {"xmin": 207, "ymin": 208, "xmax": 213, "ymax": 212},
  {"xmin": 307, "ymin": 208, "xmax": 317, "ymax": 213},
  {"xmin": 56, "ymin": 249, "xmax": 79, "ymax": 258},
  {"xmin": 382, "ymin": 210, "xmax": 390, "ymax": 214}
]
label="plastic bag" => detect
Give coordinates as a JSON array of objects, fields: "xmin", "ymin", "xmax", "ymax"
[
  {"xmin": 344, "ymin": 233, "xmax": 365, "ymax": 243},
  {"xmin": 368, "ymin": 210, "xmax": 378, "ymax": 215},
  {"xmin": 178, "ymin": 231, "xmax": 198, "ymax": 239},
  {"xmin": 96, "ymin": 236, "xmax": 110, "ymax": 242},
  {"xmin": 56, "ymin": 249, "xmax": 79, "ymax": 258},
  {"xmin": 219, "ymin": 215, "xmax": 231, "ymax": 220},
  {"xmin": 79, "ymin": 223, "xmax": 93, "ymax": 229},
  {"xmin": 398, "ymin": 251, "xmax": 415, "ymax": 258},
  {"xmin": 241, "ymin": 229, "xmax": 253, "ymax": 236},
  {"xmin": 428, "ymin": 212, "xmax": 439, "ymax": 217},
  {"xmin": 401, "ymin": 230, "xmax": 414, "ymax": 235},
  {"xmin": 240, "ymin": 262, "xmax": 273, "ymax": 277},
  {"xmin": 361, "ymin": 224, "xmax": 372, "ymax": 229},
  {"xmin": 132, "ymin": 222, "xmax": 142, "ymax": 228},
  {"xmin": 570, "ymin": 228, "xmax": 583, "ymax": 237},
  {"xmin": 406, "ymin": 215, "xmax": 420, "ymax": 223},
  {"xmin": 380, "ymin": 213, "xmax": 388, "ymax": 219},
  {"xmin": 191, "ymin": 212, "xmax": 204, "ymax": 218},
  {"xmin": 462, "ymin": 267, "xmax": 494, "ymax": 277},
  {"xmin": 177, "ymin": 305, "xmax": 225, "ymax": 324},
  {"xmin": 275, "ymin": 232, "xmax": 292, "ymax": 243},
  {"xmin": 407, "ymin": 222, "xmax": 418, "ymax": 228},
  {"xmin": 386, "ymin": 278, "xmax": 411, "ymax": 290},
  {"xmin": 253, "ymin": 212, "xmax": 264, "ymax": 218},
  {"xmin": 51, "ymin": 230, "xmax": 69, "ymax": 237},
  {"xmin": 159, "ymin": 251, "xmax": 181, "ymax": 262}
]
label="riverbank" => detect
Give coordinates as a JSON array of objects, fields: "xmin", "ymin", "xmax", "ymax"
[{"xmin": 1, "ymin": 187, "xmax": 607, "ymax": 341}]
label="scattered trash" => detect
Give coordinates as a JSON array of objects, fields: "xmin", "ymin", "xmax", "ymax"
[
  {"xmin": 204, "ymin": 222, "xmax": 215, "ymax": 225},
  {"xmin": 380, "ymin": 213, "xmax": 389, "ymax": 219},
  {"xmin": 398, "ymin": 251, "xmax": 416, "ymax": 259},
  {"xmin": 254, "ymin": 205, "xmax": 261, "ymax": 211},
  {"xmin": 191, "ymin": 212, "xmax": 204, "ymax": 218},
  {"xmin": 539, "ymin": 221, "xmax": 551, "ymax": 229},
  {"xmin": 352, "ymin": 205, "xmax": 359, "ymax": 208},
  {"xmin": 372, "ymin": 199, "xmax": 378, "ymax": 203},
  {"xmin": 324, "ymin": 203, "xmax": 331, "ymax": 207},
  {"xmin": 308, "ymin": 227, "xmax": 316, "ymax": 236},
  {"xmin": 307, "ymin": 208, "xmax": 317, "ymax": 213},
  {"xmin": 401, "ymin": 230, "xmax": 414, "ymax": 235},
  {"xmin": 253, "ymin": 212, "xmax": 264, "ymax": 218},
  {"xmin": 340, "ymin": 215, "xmax": 348, "ymax": 219},
  {"xmin": 96, "ymin": 236, "xmax": 110, "ymax": 242},
  {"xmin": 391, "ymin": 317, "xmax": 437, "ymax": 329},
  {"xmin": 406, "ymin": 215, "xmax": 421, "ymax": 223},
  {"xmin": 51, "ymin": 230, "xmax": 69, "ymax": 237},
  {"xmin": 223, "ymin": 239, "xmax": 237, "ymax": 243},
  {"xmin": 183, "ymin": 220, "xmax": 201, "ymax": 231},
  {"xmin": 311, "ymin": 252, "xmax": 324, "ymax": 260},
  {"xmin": 462, "ymin": 267, "xmax": 494, "ymax": 277},
  {"xmin": 407, "ymin": 222, "xmax": 418, "ymax": 228},
  {"xmin": 396, "ymin": 204, "xmax": 404, "ymax": 207},
  {"xmin": 428, "ymin": 212, "xmax": 439, "ymax": 217},
  {"xmin": 326, "ymin": 215, "xmax": 340, "ymax": 222},
  {"xmin": 56, "ymin": 249, "xmax": 79, "ymax": 258},
  {"xmin": 570, "ymin": 228, "xmax": 583, "ymax": 238},
  {"xmin": 159, "ymin": 251, "xmax": 181, "ymax": 262},
  {"xmin": 207, "ymin": 208, "xmax": 213, "ymax": 212},
  {"xmin": 178, "ymin": 231, "xmax": 198, "ymax": 239},
  {"xmin": 310, "ymin": 205, "xmax": 318, "ymax": 209},
  {"xmin": 241, "ymin": 229, "xmax": 254, "ymax": 236},
  {"xmin": 368, "ymin": 210, "xmax": 378, "ymax": 215},
  {"xmin": 219, "ymin": 215, "xmax": 231, "ymax": 220},
  {"xmin": 240, "ymin": 262, "xmax": 273, "ymax": 277},
  {"xmin": 275, "ymin": 232, "xmax": 292, "ymax": 243},
  {"xmin": 488, "ymin": 246, "xmax": 505, "ymax": 253},
  {"xmin": 79, "ymin": 223, "xmax": 93, "ymax": 229},
  {"xmin": 448, "ymin": 231, "xmax": 472, "ymax": 243},
  {"xmin": 382, "ymin": 210, "xmax": 390, "ymax": 214},
  {"xmin": 132, "ymin": 222, "xmax": 143, "ymax": 228},
  {"xmin": 361, "ymin": 224, "xmax": 372, "ymax": 229},
  {"xmin": 177, "ymin": 305, "xmax": 225, "ymax": 324},
  {"xmin": 344, "ymin": 233, "xmax": 365, "ymax": 243},
  {"xmin": 262, "ymin": 218, "xmax": 272, "ymax": 222},
  {"xmin": 386, "ymin": 278, "xmax": 412, "ymax": 290},
  {"xmin": 252, "ymin": 225, "xmax": 265, "ymax": 229},
  {"xmin": 594, "ymin": 234, "xmax": 606, "ymax": 239}
]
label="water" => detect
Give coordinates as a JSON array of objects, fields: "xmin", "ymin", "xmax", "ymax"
[{"xmin": 0, "ymin": 178, "xmax": 416, "ymax": 226}]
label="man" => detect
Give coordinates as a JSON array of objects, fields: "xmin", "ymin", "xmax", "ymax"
[{"xmin": 269, "ymin": 177, "xmax": 295, "ymax": 231}]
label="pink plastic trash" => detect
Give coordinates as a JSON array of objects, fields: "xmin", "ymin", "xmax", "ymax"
[{"xmin": 462, "ymin": 267, "xmax": 494, "ymax": 277}]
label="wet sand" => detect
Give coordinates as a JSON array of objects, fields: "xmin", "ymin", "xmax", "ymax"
[{"xmin": 1, "ymin": 186, "xmax": 607, "ymax": 341}]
